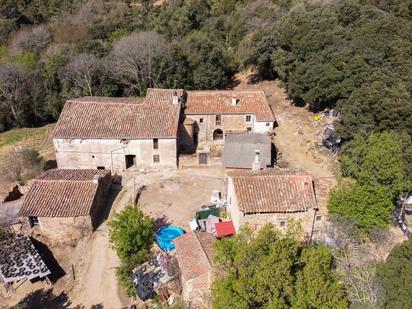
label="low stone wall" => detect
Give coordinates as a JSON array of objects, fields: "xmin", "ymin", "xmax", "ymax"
[
  {"xmin": 240, "ymin": 209, "xmax": 324, "ymax": 239},
  {"xmin": 33, "ymin": 215, "xmax": 93, "ymax": 244}
]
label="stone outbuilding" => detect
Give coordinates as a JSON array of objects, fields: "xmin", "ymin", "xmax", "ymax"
[
  {"xmin": 226, "ymin": 168, "xmax": 324, "ymax": 239},
  {"xmin": 19, "ymin": 169, "xmax": 111, "ymax": 242},
  {"xmin": 174, "ymin": 231, "xmax": 215, "ymax": 306},
  {"xmin": 53, "ymin": 89, "xmax": 184, "ymax": 173}
]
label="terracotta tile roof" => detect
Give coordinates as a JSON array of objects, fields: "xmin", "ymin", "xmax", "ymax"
[
  {"xmin": 19, "ymin": 169, "xmax": 110, "ymax": 217},
  {"xmin": 185, "ymin": 90, "xmax": 275, "ymax": 121},
  {"xmin": 228, "ymin": 168, "xmax": 317, "ymax": 213},
  {"xmin": 174, "ymin": 232, "xmax": 214, "ymax": 282},
  {"xmin": 53, "ymin": 89, "xmax": 183, "ymax": 139}
]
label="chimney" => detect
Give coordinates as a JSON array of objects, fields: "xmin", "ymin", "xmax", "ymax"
[
  {"xmin": 252, "ymin": 149, "xmax": 262, "ymax": 171},
  {"xmin": 172, "ymin": 91, "xmax": 179, "ymax": 105},
  {"xmin": 231, "ymin": 96, "xmax": 237, "ymax": 106},
  {"xmin": 92, "ymin": 175, "xmax": 100, "ymax": 184}
]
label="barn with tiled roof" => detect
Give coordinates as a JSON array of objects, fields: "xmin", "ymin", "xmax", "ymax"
[
  {"xmin": 53, "ymin": 89, "xmax": 183, "ymax": 172},
  {"xmin": 226, "ymin": 168, "xmax": 324, "ymax": 239},
  {"xmin": 19, "ymin": 169, "xmax": 112, "ymax": 242}
]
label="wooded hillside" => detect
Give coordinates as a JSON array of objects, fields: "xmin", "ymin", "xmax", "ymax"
[{"xmin": 1, "ymin": 0, "xmax": 411, "ymax": 142}]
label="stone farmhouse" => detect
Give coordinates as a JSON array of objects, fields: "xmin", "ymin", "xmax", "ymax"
[
  {"xmin": 226, "ymin": 168, "xmax": 323, "ymax": 239},
  {"xmin": 53, "ymin": 89, "xmax": 183, "ymax": 173},
  {"xmin": 52, "ymin": 89, "xmax": 275, "ymax": 172},
  {"xmin": 181, "ymin": 90, "xmax": 276, "ymax": 156},
  {"xmin": 19, "ymin": 169, "xmax": 111, "ymax": 242}
]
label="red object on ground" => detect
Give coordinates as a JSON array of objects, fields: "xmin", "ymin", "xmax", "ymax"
[{"xmin": 215, "ymin": 221, "xmax": 236, "ymax": 238}]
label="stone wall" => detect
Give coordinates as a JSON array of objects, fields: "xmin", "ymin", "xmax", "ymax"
[
  {"xmin": 32, "ymin": 215, "xmax": 93, "ymax": 243},
  {"xmin": 54, "ymin": 138, "xmax": 177, "ymax": 173},
  {"xmin": 226, "ymin": 176, "xmax": 324, "ymax": 239},
  {"xmin": 185, "ymin": 114, "xmax": 274, "ymax": 148},
  {"xmin": 22, "ymin": 172, "xmax": 112, "ymax": 243},
  {"xmin": 182, "ymin": 271, "xmax": 212, "ymax": 306},
  {"xmin": 89, "ymin": 172, "xmax": 112, "ymax": 228}
]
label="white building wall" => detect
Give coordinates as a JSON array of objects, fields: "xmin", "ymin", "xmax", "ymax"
[
  {"xmin": 226, "ymin": 176, "xmax": 242, "ymax": 232},
  {"xmin": 253, "ymin": 121, "xmax": 274, "ymax": 133},
  {"xmin": 54, "ymin": 138, "xmax": 177, "ymax": 173}
]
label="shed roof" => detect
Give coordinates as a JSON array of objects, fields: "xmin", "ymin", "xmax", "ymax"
[
  {"xmin": 174, "ymin": 232, "xmax": 214, "ymax": 282},
  {"xmin": 215, "ymin": 221, "xmax": 236, "ymax": 238},
  {"xmin": 19, "ymin": 169, "xmax": 110, "ymax": 217},
  {"xmin": 185, "ymin": 90, "xmax": 275, "ymax": 121},
  {"xmin": 53, "ymin": 89, "xmax": 183, "ymax": 139},
  {"xmin": 0, "ymin": 199, "xmax": 23, "ymax": 226},
  {"xmin": 228, "ymin": 168, "xmax": 317, "ymax": 213},
  {"xmin": 223, "ymin": 133, "xmax": 271, "ymax": 169}
]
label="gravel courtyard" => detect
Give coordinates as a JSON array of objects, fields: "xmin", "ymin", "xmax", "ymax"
[{"xmin": 138, "ymin": 166, "xmax": 225, "ymax": 230}]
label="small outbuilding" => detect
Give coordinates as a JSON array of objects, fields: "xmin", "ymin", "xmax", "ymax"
[
  {"xmin": 19, "ymin": 169, "xmax": 111, "ymax": 242},
  {"xmin": 174, "ymin": 232, "xmax": 215, "ymax": 306},
  {"xmin": 226, "ymin": 168, "xmax": 323, "ymax": 239},
  {"xmin": 223, "ymin": 133, "xmax": 272, "ymax": 170}
]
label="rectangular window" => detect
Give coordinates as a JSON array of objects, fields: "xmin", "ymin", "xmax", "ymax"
[
  {"xmin": 199, "ymin": 118, "xmax": 204, "ymax": 124},
  {"xmin": 245, "ymin": 115, "xmax": 252, "ymax": 123},
  {"xmin": 266, "ymin": 122, "xmax": 271, "ymax": 127},
  {"xmin": 29, "ymin": 216, "xmax": 39, "ymax": 227},
  {"xmin": 316, "ymin": 215, "xmax": 322, "ymax": 221},
  {"xmin": 280, "ymin": 221, "xmax": 286, "ymax": 227},
  {"xmin": 153, "ymin": 154, "xmax": 160, "ymax": 163},
  {"xmin": 153, "ymin": 138, "xmax": 159, "ymax": 149},
  {"xmin": 216, "ymin": 115, "xmax": 222, "ymax": 126}
]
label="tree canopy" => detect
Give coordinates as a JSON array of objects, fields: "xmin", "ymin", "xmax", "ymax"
[
  {"xmin": 377, "ymin": 239, "xmax": 412, "ymax": 309},
  {"xmin": 212, "ymin": 224, "xmax": 348, "ymax": 308},
  {"xmin": 1, "ymin": 0, "xmax": 412, "ymax": 150},
  {"xmin": 108, "ymin": 205, "xmax": 154, "ymax": 296}
]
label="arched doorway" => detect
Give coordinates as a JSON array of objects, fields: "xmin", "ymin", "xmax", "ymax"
[{"xmin": 213, "ymin": 129, "xmax": 224, "ymax": 141}]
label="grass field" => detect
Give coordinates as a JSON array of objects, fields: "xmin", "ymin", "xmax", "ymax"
[{"xmin": 0, "ymin": 124, "xmax": 56, "ymax": 171}]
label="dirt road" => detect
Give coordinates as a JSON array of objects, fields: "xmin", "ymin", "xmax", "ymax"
[{"xmin": 69, "ymin": 188, "xmax": 132, "ymax": 309}]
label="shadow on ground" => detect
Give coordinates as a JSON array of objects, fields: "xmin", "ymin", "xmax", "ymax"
[
  {"xmin": 9, "ymin": 288, "xmax": 104, "ymax": 309},
  {"xmin": 31, "ymin": 238, "xmax": 65, "ymax": 283}
]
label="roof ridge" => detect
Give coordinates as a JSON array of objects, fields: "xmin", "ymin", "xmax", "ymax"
[{"xmin": 193, "ymin": 232, "xmax": 212, "ymax": 268}]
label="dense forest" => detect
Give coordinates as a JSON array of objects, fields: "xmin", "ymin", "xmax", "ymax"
[{"xmin": 0, "ymin": 0, "xmax": 411, "ymax": 138}]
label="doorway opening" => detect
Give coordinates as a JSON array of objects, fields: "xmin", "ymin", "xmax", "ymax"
[
  {"xmin": 125, "ymin": 155, "xmax": 136, "ymax": 169},
  {"xmin": 199, "ymin": 153, "xmax": 208, "ymax": 165}
]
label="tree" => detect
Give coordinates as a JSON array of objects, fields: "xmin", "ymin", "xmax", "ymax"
[
  {"xmin": 109, "ymin": 205, "xmax": 155, "ymax": 296},
  {"xmin": 64, "ymin": 53, "xmax": 103, "ymax": 97},
  {"xmin": 328, "ymin": 183, "xmax": 394, "ymax": 237},
  {"xmin": 0, "ymin": 63, "xmax": 45, "ymax": 128},
  {"xmin": 377, "ymin": 239, "xmax": 412, "ymax": 309},
  {"xmin": 109, "ymin": 205, "xmax": 154, "ymax": 264},
  {"xmin": 109, "ymin": 31, "xmax": 168, "ymax": 96},
  {"xmin": 340, "ymin": 131, "xmax": 409, "ymax": 196},
  {"xmin": 1, "ymin": 147, "xmax": 45, "ymax": 183},
  {"xmin": 293, "ymin": 245, "xmax": 348, "ymax": 308},
  {"xmin": 10, "ymin": 25, "xmax": 51, "ymax": 54},
  {"xmin": 212, "ymin": 224, "xmax": 348, "ymax": 308},
  {"xmin": 185, "ymin": 31, "xmax": 236, "ymax": 89}
]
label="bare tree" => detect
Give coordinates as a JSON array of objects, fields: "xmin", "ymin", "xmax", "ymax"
[
  {"xmin": 109, "ymin": 31, "xmax": 168, "ymax": 95},
  {"xmin": 64, "ymin": 53, "xmax": 102, "ymax": 97},
  {"xmin": 342, "ymin": 262, "xmax": 385, "ymax": 309},
  {"xmin": 10, "ymin": 25, "xmax": 51, "ymax": 54},
  {"xmin": 0, "ymin": 63, "xmax": 29, "ymax": 122}
]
